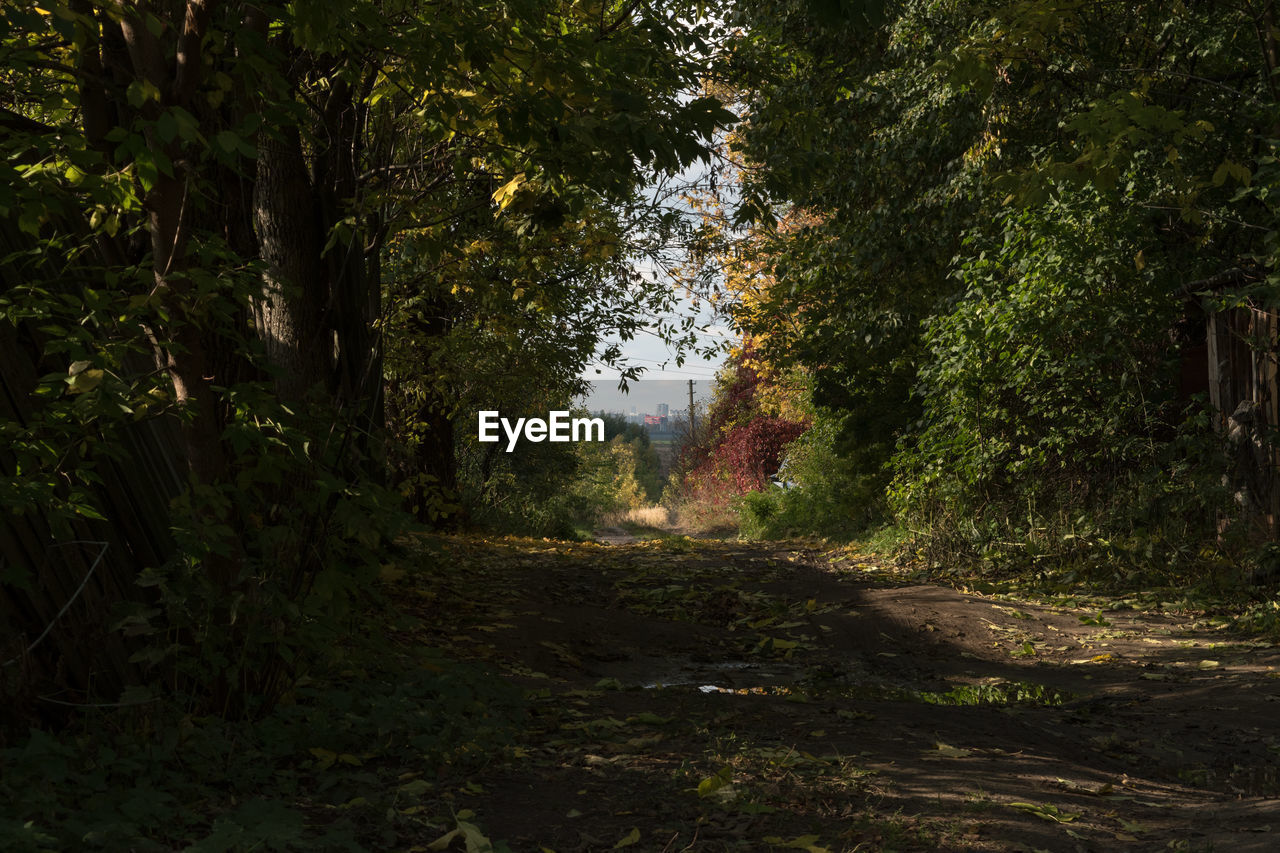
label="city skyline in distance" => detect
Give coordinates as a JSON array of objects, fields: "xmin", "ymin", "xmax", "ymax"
[{"xmin": 577, "ymin": 378, "xmax": 714, "ymax": 415}]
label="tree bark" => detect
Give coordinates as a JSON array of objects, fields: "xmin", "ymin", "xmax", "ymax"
[{"xmin": 253, "ymin": 125, "xmax": 332, "ymax": 404}]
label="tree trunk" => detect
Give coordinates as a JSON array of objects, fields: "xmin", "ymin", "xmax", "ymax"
[
  {"xmin": 253, "ymin": 125, "xmax": 332, "ymax": 405},
  {"xmin": 115, "ymin": 1, "xmax": 239, "ymax": 590}
]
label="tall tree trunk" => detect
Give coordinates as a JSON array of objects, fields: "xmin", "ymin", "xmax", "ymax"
[
  {"xmin": 408, "ymin": 298, "xmax": 459, "ymax": 525},
  {"xmin": 314, "ymin": 75, "xmax": 387, "ymax": 474},
  {"xmin": 253, "ymin": 125, "xmax": 332, "ymax": 405}
]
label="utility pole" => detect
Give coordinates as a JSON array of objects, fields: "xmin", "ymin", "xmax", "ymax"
[{"xmin": 688, "ymin": 379, "xmax": 696, "ymax": 441}]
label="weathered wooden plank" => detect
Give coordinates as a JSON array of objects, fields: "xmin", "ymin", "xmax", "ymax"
[{"xmin": 1206, "ymin": 308, "xmax": 1223, "ymax": 427}]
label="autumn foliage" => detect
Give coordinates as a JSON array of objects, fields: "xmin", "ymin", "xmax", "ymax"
[{"xmin": 672, "ymin": 354, "xmax": 807, "ymax": 512}]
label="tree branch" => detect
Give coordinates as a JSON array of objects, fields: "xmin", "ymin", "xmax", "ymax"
[{"xmin": 0, "ymin": 107, "xmax": 57, "ymax": 136}]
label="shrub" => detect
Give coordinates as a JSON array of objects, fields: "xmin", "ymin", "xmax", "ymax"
[
  {"xmin": 736, "ymin": 413, "xmax": 883, "ymax": 540},
  {"xmin": 888, "ymin": 194, "xmax": 1232, "ymax": 579}
]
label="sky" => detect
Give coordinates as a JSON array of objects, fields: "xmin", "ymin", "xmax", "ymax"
[
  {"xmin": 578, "ymin": 281, "xmax": 732, "ymax": 412},
  {"xmin": 578, "ymin": 96, "xmax": 739, "ymax": 413},
  {"xmin": 581, "ymin": 378, "xmax": 715, "ymax": 414}
]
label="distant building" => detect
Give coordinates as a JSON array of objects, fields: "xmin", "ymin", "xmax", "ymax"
[{"xmin": 656, "ymin": 403, "xmax": 669, "ymax": 417}]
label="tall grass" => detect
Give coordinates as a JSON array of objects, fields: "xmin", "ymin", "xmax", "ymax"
[{"xmin": 601, "ymin": 505, "xmax": 673, "ymax": 528}]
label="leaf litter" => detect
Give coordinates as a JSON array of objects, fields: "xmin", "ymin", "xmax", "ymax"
[{"xmin": 393, "ymin": 532, "xmax": 1280, "ymax": 851}]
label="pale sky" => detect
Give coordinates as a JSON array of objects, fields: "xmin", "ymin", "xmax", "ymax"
[
  {"xmin": 581, "ymin": 93, "xmax": 738, "ymax": 404},
  {"xmin": 580, "ymin": 378, "xmax": 715, "ymax": 414},
  {"xmin": 579, "ymin": 280, "xmax": 731, "ymax": 412}
]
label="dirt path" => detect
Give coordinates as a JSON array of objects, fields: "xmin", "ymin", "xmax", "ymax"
[{"xmin": 403, "ymin": 534, "xmax": 1280, "ymax": 852}]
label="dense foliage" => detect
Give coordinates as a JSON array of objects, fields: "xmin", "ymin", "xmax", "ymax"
[
  {"xmin": 0, "ymin": 0, "xmax": 731, "ymax": 719},
  {"xmin": 713, "ymin": 0, "xmax": 1279, "ymax": 572},
  {"xmin": 456, "ymin": 411, "xmax": 664, "ymax": 536},
  {"xmin": 668, "ymin": 354, "xmax": 808, "ymax": 527}
]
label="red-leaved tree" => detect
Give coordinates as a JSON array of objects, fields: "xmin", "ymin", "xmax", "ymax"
[{"xmin": 673, "ymin": 352, "xmax": 807, "ymax": 509}]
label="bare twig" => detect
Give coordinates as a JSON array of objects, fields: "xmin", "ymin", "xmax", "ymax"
[{"xmin": 2, "ymin": 540, "xmax": 110, "ymax": 668}]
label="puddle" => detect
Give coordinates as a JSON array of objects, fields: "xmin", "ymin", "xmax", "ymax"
[
  {"xmin": 628, "ymin": 657, "xmax": 1071, "ymax": 708},
  {"xmin": 614, "ymin": 650, "xmax": 1064, "ymax": 701},
  {"xmin": 639, "ymin": 660, "xmax": 801, "ymax": 691}
]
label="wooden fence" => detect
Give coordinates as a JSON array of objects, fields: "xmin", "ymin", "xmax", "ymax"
[{"xmin": 1203, "ymin": 296, "xmax": 1280, "ymax": 537}]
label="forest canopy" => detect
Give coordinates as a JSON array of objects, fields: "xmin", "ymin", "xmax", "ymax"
[{"xmin": 685, "ymin": 0, "xmax": 1280, "ymax": 575}]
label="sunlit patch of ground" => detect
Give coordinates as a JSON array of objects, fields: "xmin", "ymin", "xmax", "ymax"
[{"xmin": 602, "ymin": 505, "xmax": 675, "ymax": 529}]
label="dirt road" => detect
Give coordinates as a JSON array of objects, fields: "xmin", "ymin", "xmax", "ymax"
[{"xmin": 407, "ymin": 534, "xmax": 1280, "ymax": 852}]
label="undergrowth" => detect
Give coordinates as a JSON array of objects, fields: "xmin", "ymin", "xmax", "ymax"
[{"xmin": 0, "ymin": 557, "xmax": 524, "ymax": 852}]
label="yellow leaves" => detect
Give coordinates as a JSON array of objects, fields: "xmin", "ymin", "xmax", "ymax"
[
  {"xmin": 1067, "ymin": 652, "xmax": 1117, "ymax": 664},
  {"xmin": 1056, "ymin": 777, "xmax": 1114, "ymax": 797},
  {"xmin": 491, "ymin": 175, "xmax": 524, "ymax": 211},
  {"xmin": 88, "ymin": 206, "xmax": 121, "ymax": 237},
  {"xmin": 308, "ymin": 747, "xmax": 363, "ymax": 770},
  {"xmin": 1007, "ymin": 801, "xmax": 1081, "ymax": 823},
  {"xmin": 64, "ymin": 163, "xmax": 88, "ymax": 185},
  {"xmin": 755, "ymin": 636, "xmax": 800, "ymax": 657},
  {"xmin": 1117, "ymin": 817, "xmax": 1150, "ymax": 837},
  {"xmin": 695, "ymin": 766, "xmax": 735, "ymax": 801},
  {"xmin": 927, "ymin": 741, "xmax": 973, "ymax": 759},
  {"xmin": 612, "ymin": 827, "xmax": 641, "ymax": 848}
]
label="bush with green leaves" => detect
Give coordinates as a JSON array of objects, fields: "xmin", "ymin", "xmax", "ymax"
[
  {"xmin": 455, "ymin": 423, "xmax": 585, "ymax": 537},
  {"xmin": 736, "ymin": 411, "xmax": 884, "ymax": 540},
  {"xmin": 889, "ymin": 194, "xmax": 1230, "ymax": 577},
  {"xmin": 454, "ymin": 410, "xmax": 665, "ymax": 537}
]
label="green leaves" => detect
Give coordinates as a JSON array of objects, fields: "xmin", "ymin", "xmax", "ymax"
[
  {"xmin": 695, "ymin": 766, "xmax": 735, "ymax": 798},
  {"xmin": 213, "ymin": 130, "xmax": 256, "ymax": 159},
  {"xmin": 1211, "ymin": 158, "xmax": 1252, "ymax": 188},
  {"xmin": 724, "ymin": 0, "xmax": 1279, "ymax": 565},
  {"xmin": 1007, "ymin": 800, "xmax": 1081, "ymax": 823}
]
